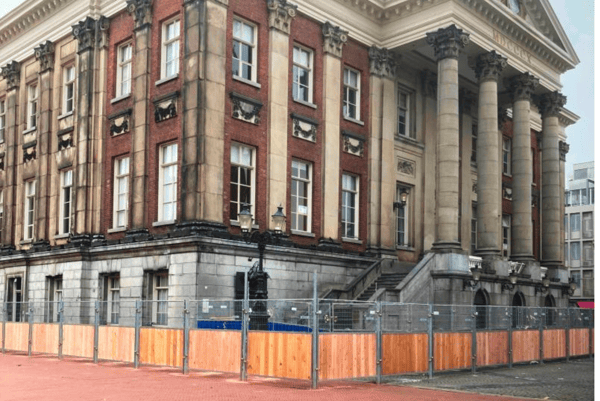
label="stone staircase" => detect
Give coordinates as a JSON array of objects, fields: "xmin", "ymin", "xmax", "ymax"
[{"xmin": 357, "ymin": 272, "xmax": 408, "ymax": 301}]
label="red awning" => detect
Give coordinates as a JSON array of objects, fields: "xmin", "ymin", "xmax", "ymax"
[{"xmin": 577, "ymin": 302, "xmax": 594, "ymax": 309}]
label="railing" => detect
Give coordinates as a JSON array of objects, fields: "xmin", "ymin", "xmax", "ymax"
[{"xmin": 321, "ymin": 258, "xmax": 384, "ymax": 300}]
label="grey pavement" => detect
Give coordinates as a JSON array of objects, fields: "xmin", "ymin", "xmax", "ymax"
[{"xmin": 384, "ymin": 358, "xmax": 594, "ymax": 401}]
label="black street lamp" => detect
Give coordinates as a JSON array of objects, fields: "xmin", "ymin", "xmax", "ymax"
[{"xmin": 239, "ymin": 203, "xmax": 286, "ymax": 331}]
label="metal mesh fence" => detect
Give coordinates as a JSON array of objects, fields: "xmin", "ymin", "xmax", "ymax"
[
  {"xmin": 317, "ymin": 300, "xmax": 377, "ymax": 332},
  {"xmin": 432, "ymin": 305, "xmax": 474, "ymax": 332},
  {"xmin": 381, "ymin": 303, "xmax": 429, "ymax": 333}
]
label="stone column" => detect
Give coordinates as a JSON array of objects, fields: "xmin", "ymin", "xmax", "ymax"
[
  {"xmin": 507, "ymin": 73, "xmax": 538, "ymax": 261},
  {"xmin": 426, "ymin": 25, "xmax": 469, "ymax": 251},
  {"xmin": 421, "ymin": 71, "xmax": 437, "ymax": 250},
  {"xmin": 539, "ymin": 91, "xmax": 566, "ymax": 270},
  {"xmin": 320, "ymin": 22, "xmax": 346, "ymax": 247},
  {"xmin": 0, "ymin": 61, "xmax": 20, "ymax": 250},
  {"xmin": 559, "ymin": 140, "xmax": 569, "ymax": 265},
  {"xmin": 267, "ymin": 0, "xmax": 296, "ymax": 229}
]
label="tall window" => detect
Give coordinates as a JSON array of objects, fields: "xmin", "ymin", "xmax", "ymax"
[
  {"xmin": 0, "ymin": 190, "xmax": 4, "ymax": 243},
  {"xmin": 396, "ymin": 186, "xmax": 409, "ymax": 247},
  {"xmin": 343, "ymin": 68, "xmax": 360, "ymax": 120},
  {"xmin": 570, "ymin": 213, "xmax": 581, "ymax": 239},
  {"xmin": 583, "ymin": 241, "xmax": 594, "ymax": 266},
  {"xmin": 0, "ymin": 99, "xmax": 5, "ymax": 143},
  {"xmin": 59, "ymin": 170, "xmax": 73, "ymax": 235},
  {"xmin": 113, "ymin": 157, "xmax": 130, "ymax": 229},
  {"xmin": 341, "ymin": 174, "xmax": 359, "ymax": 239},
  {"xmin": 142, "ymin": 270, "xmax": 168, "ymax": 326},
  {"xmin": 116, "ymin": 43, "xmax": 132, "ymax": 97},
  {"xmin": 292, "ymin": 45, "xmax": 313, "ymax": 103},
  {"xmin": 502, "ymin": 214, "xmax": 511, "ymax": 257},
  {"xmin": 570, "ymin": 242, "xmax": 580, "ymax": 263},
  {"xmin": 471, "ymin": 124, "xmax": 477, "ymax": 164},
  {"xmin": 291, "ymin": 160, "xmax": 311, "ymax": 232},
  {"xmin": 6, "ymin": 276, "xmax": 23, "ymax": 322},
  {"xmin": 232, "ymin": 18, "xmax": 257, "ymax": 82},
  {"xmin": 63, "ymin": 66, "xmax": 75, "ymax": 114},
  {"xmin": 45, "ymin": 275, "xmax": 62, "ymax": 323},
  {"xmin": 101, "ymin": 275, "xmax": 120, "ymax": 325},
  {"xmin": 502, "ymin": 138, "xmax": 511, "ymax": 175},
  {"xmin": 582, "ymin": 212, "xmax": 593, "ymax": 238},
  {"xmin": 397, "ymin": 89, "xmax": 410, "ymax": 137},
  {"xmin": 471, "ymin": 203, "xmax": 477, "ymax": 254},
  {"xmin": 582, "ymin": 270, "xmax": 594, "ymax": 298},
  {"xmin": 24, "ymin": 181, "xmax": 36, "ymax": 240},
  {"xmin": 27, "ymin": 84, "xmax": 38, "ymax": 130},
  {"xmin": 158, "ymin": 144, "xmax": 178, "ymax": 222},
  {"xmin": 162, "ymin": 19, "xmax": 180, "ymax": 79},
  {"xmin": 230, "ymin": 143, "xmax": 254, "ymax": 221}
]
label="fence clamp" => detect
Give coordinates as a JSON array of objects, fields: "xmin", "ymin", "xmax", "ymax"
[
  {"xmin": 323, "ymin": 315, "xmax": 337, "ymax": 323},
  {"xmin": 377, "ymin": 359, "xmax": 382, "ymax": 365}
]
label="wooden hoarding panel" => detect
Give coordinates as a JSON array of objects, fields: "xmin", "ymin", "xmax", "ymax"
[
  {"xmin": 188, "ymin": 330, "xmax": 241, "ymax": 373},
  {"xmin": 32, "ymin": 324, "xmax": 59, "ymax": 355},
  {"xmin": 139, "ymin": 328, "xmax": 184, "ymax": 367},
  {"xmin": 319, "ymin": 333, "xmax": 376, "ymax": 380},
  {"xmin": 477, "ymin": 331, "xmax": 508, "ymax": 367},
  {"xmin": 4, "ymin": 322, "xmax": 29, "ymax": 352},
  {"xmin": 98, "ymin": 326, "xmax": 135, "ymax": 363},
  {"xmin": 62, "ymin": 325, "xmax": 94, "ymax": 358},
  {"xmin": 247, "ymin": 332, "xmax": 311, "ymax": 380},
  {"xmin": 543, "ymin": 329, "xmax": 566, "ymax": 360},
  {"xmin": 512, "ymin": 330, "xmax": 539, "ymax": 363},
  {"xmin": 434, "ymin": 332, "xmax": 471, "ymax": 371},
  {"xmin": 570, "ymin": 328, "xmax": 589, "ymax": 356},
  {"xmin": 382, "ymin": 333, "xmax": 428, "ymax": 375}
]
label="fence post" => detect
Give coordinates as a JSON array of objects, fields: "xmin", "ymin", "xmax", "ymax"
[
  {"xmin": 471, "ymin": 305, "xmax": 477, "ymax": 374},
  {"xmin": 311, "ymin": 271, "xmax": 319, "ymax": 390},
  {"xmin": 428, "ymin": 303, "xmax": 434, "ymax": 379},
  {"xmin": 58, "ymin": 301, "xmax": 64, "ymax": 359},
  {"xmin": 539, "ymin": 307, "xmax": 544, "ymax": 364},
  {"xmin": 565, "ymin": 308, "xmax": 570, "ymax": 362},
  {"xmin": 93, "ymin": 301, "xmax": 99, "ymax": 364},
  {"xmin": 183, "ymin": 300, "xmax": 189, "ymax": 374},
  {"xmin": 508, "ymin": 307, "xmax": 513, "ymax": 369},
  {"xmin": 27, "ymin": 305, "xmax": 33, "ymax": 357},
  {"xmin": 375, "ymin": 300, "xmax": 382, "ymax": 384},
  {"xmin": 1, "ymin": 302, "xmax": 5, "ymax": 355},
  {"xmin": 588, "ymin": 310, "xmax": 593, "ymax": 360},
  {"xmin": 134, "ymin": 300, "xmax": 141, "ymax": 369},
  {"xmin": 240, "ymin": 270, "xmax": 249, "ymax": 381}
]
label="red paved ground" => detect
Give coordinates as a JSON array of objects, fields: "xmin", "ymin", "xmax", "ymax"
[{"xmin": 0, "ymin": 353, "xmax": 536, "ymax": 401}]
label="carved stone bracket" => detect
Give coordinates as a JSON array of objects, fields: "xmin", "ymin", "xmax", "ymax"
[
  {"xmin": 507, "ymin": 72, "xmax": 539, "ymax": 102},
  {"xmin": 57, "ymin": 128, "xmax": 73, "ymax": 150},
  {"xmin": 322, "ymin": 22, "xmax": 347, "ymax": 58},
  {"xmin": 153, "ymin": 92, "xmax": 178, "ymax": 123},
  {"xmin": 230, "ymin": 92, "xmax": 263, "ymax": 124},
  {"xmin": 426, "ymin": 24, "xmax": 470, "ymax": 61},
  {"xmin": 459, "ymin": 88, "xmax": 477, "ymax": 115},
  {"xmin": 109, "ymin": 109, "xmax": 132, "ymax": 136},
  {"xmin": 291, "ymin": 113, "xmax": 317, "ymax": 142},
  {"xmin": 368, "ymin": 46, "xmax": 397, "ymax": 79},
  {"xmin": 539, "ymin": 91, "xmax": 566, "ymax": 118},
  {"xmin": 34, "ymin": 41, "xmax": 55, "ymax": 72},
  {"xmin": 397, "ymin": 157, "xmax": 416, "ymax": 177},
  {"xmin": 267, "ymin": 0, "xmax": 297, "ymax": 34},
  {"xmin": 127, "ymin": 0, "xmax": 153, "ymax": 30},
  {"xmin": 498, "ymin": 107, "xmax": 509, "ymax": 130},
  {"xmin": 559, "ymin": 140, "xmax": 570, "ymax": 161},
  {"xmin": 421, "ymin": 70, "xmax": 437, "ymax": 99},
  {"xmin": 473, "ymin": 50, "xmax": 507, "ymax": 82},
  {"xmin": 23, "ymin": 140, "xmax": 37, "ymax": 163},
  {"xmin": 502, "ymin": 182, "xmax": 512, "ymax": 200},
  {"xmin": 72, "ymin": 16, "xmax": 110, "ymax": 53},
  {"xmin": 1, "ymin": 61, "xmax": 21, "ymax": 91},
  {"xmin": 342, "ymin": 130, "xmax": 364, "ymax": 157}
]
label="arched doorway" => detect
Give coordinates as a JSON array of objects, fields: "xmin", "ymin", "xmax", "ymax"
[
  {"xmin": 474, "ymin": 289, "xmax": 489, "ymax": 329},
  {"xmin": 512, "ymin": 292, "xmax": 525, "ymax": 328},
  {"xmin": 545, "ymin": 294, "xmax": 556, "ymax": 327}
]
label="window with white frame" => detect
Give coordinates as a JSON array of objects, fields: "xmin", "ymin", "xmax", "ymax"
[
  {"xmin": 0, "ymin": 99, "xmax": 5, "ymax": 143},
  {"xmin": 158, "ymin": 144, "xmax": 177, "ymax": 222},
  {"xmin": 343, "ymin": 68, "xmax": 360, "ymax": 120},
  {"xmin": 395, "ymin": 185, "xmax": 409, "ymax": 247},
  {"xmin": 116, "ymin": 43, "xmax": 132, "ymax": 97},
  {"xmin": 113, "ymin": 157, "xmax": 130, "ymax": 229},
  {"xmin": 471, "ymin": 203, "xmax": 477, "ymax": 254},
  {"xmin": 45, "ymin": 275, "xmax": 62, "ymax": 323},
  {"xmin": 583, "ymin": 241, "xmax": 593, "ymax": 266},
  {"xmin": 230, "ymin": 143, "xmax": 254, "ymax": 222},
  {"xmin": 101, "ymin": 274, "xmax": 120, "ymax": 325},
  {"xmin": 27, "ymin": 84, "xmax": 38, "ymax": 130},
  {"xmin": 570, "ymin": 213, "xmax": 581, "ymax": 239},
  {"xmin": 582, "ymin": 270, "xmax": 593, "ymax": 298},
  {"xmin": 292, "ymin": 45, "xmax": 313, "ymax": 103},
  {"xmin": 24, "ymin": 180, "xmax": 36, "ymax": 240},
  {"xmin": 59, "ymin": 170, "xmax": 73, "ymax": 235},
  {"xmin": 397, "ymin": 88, "xmax": 410, "ymax": 137},
  {"xmin": 161, "ymin": 19, "xmax": 180, "ymax": 79},
  {"xmin": 291, "ymin": 160, "xmax": 311, "ymax": 232},
  {"xmin": 502, "ymin": 214, "xmax": 511, "ymax": 257},
  {"xmin": 341, "ymin": 174, "xmax": 359, "ymax": 239},
  {"xmin": 570, "ymin": 242, "xmax": 580, "ymax": 263},
  {"xmin": 232, "ymin": 18, "xmax": 257, "ymax": 82},
  {"xmin": 582, "ymin": 212, "xmax": 593, "ymax": 239},
  {"xmin": 502, "ymin": 138, "xmax": 511, "ymax": 175},
  {"xmin": 142, "ymin": 270, "xmax": 168, "ymax": 326},
  {"xmin": 63, "ymin": 66, "xmax": 75, "ymax": 114},
  {"xmin": 6, "ymin": 276, "xmax": 24, "ymax": 322}
]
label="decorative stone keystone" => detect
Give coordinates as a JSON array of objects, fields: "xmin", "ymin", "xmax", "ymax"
[
  {"xmin": 559, "ymin": 141, "xmax": 569, "ymax": 161},
  {"xmin": 267, "ymin": 0, "xmax": 297, "ymax": 34},
  {"xmin": 473, "ymin": 50, "xmax": 507, "ymax": 82},
  {"xmin": 368, "ymin": 47, "xmax": 397, "ymax": 79},
  {"xmin": 127, "ymin": 0, "xmax": 153, "ymax": 30},
  {"xmin": 507, "ymin": 72, "xmax": 539, "ymax": 102},
  {"xmin": 322, "ymin": 22, "xmax": 347, "ymax": 58},
  {"xmin": 72, "ymin": 16, "xmax": 110, "ymax": 53},
  {"xmin": 426, "ymin": 24, "xmax": 469, "ymax": 61},
  {"xmin": 34, "ymin": 41, "xmax": 55, "ymax": 72},
  {"xmin": 1, "ymin": 61, "xmax": 21, "ymax": 91},
  {"xmin": 539, "ymin": 91, "xmax": 566, "ymax": 117}
]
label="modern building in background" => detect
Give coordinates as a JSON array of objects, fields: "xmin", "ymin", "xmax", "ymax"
[{"xmin": 565, "ymin": 161, "xmax": 594, "ymax": 306}]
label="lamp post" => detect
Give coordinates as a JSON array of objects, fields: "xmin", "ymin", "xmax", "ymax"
[{"xmin": 239, "ymin": 204, "xmax": 286, "ymax": 331}]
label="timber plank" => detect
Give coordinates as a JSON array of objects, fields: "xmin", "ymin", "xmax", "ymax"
[
  {"xmin": 140, "ymin": 328, "xmax": 183, "ymax": 367},
  {"xmin": 319, "ymin": 333, "xmax": 376, "ymax": 380},
  {"xmin": 62, "ymin": 325, "xmax": 94, "ymax": 358},
  {"xmin": 382, "ymin": 333, "xmax": 428, "ymax": 375},
  {"xmin": 98, "ymin": 326, "xmax": 135, "ymax": 363},
  {"xmin": 543, "ymin": 329, "xmax": 566, "ymax": 360},
  {"xmin": 247, "ymin": 332, "xmax": 311, "ymax": 380},
  {"xmin": 512, "ymin": 330, "xmax": 539, "ymax": 363},
  {"xmin": 570, "ymin": 329, "xmax": 589, "ymax": 356},
  {"xmin": 4, "ymin": 322, "xmax": 29, "ymax": 352},
  {"xmin": 32, "ymin": 323, "xmax": 59, "ymax": 355},
  {"xmin": 188, "ymin": 330, "xmax": 240, "ymax": 373},
  {"xmin": 476, "ymin": 331, "xmax": 508, "ymax": 367},
  {"xmin": 434, "ymin": 332, "xmax": 471, "ymax": 371}
]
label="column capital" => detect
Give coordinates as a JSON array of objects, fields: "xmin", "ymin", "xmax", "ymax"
[
  {"xmin": 368, "ymin": 46, "xmax": 397, "ymax": 79},
  {"xmin": 559, "ymin": 140, "xmax": 569, "ymax": 161},
  {"xmin": 0, "ymin": 61, "xmax": 21, "ymax": 91},
  {"xmin": 322, "ymin": 22, "xmax": 347, "ymax": 58},
  {"xmin": 34, "ymin": 41, "xmax": 55, "ymax": 73},
  {"xmin": 72, "ymin": 16, "xmax": 110, "ymax": 53},
  {"xmin": 127, "ymin": 0, "xmax": 153, "ymax": 31},
  {"xmin": 420, "ymin": 70, "xmax": 437, "ymax": 98},
  {"xmin": 507, "ymin": 72, "xmax": 539, "ymax": 102},
  {"xmin": 426, "ymin": 24, "xmax": 469, "ymax": 61},
  {"xmin": 267, "ymin": 0, "xmax": 297, "ymax": 34},
  {"xmin": 539, "ymin": 91, "xmax": 566, "ymax": 118},
  {"xmin": 473, "ymin": 50, "xmax": 507, "ymax": 82}
]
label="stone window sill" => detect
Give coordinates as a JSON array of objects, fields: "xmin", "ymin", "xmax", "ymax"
[
  {"xmin": 293, "ymin": 98, "xmax": 317, "ymax": 109},
  {"xmin": 58, "ymin": 111, "xmax": 74, "ymax": 120},
  {"xmin": 342, "ymin": 237, "xmax": 362, "ymax": 245},
  {"xmin": 503, "ymin": 173, "xmax": 512, "ymax": 178},
  {"xmin": 20, "ymin": 239, "xmax": 33, "ymax": 245},
  {"xmin": 291, "ymin": 229, "xmax": 315, "ymax": 238},
  {"xmin": 233, "ymin": 75, "xmax": 261, "ymax": 89},
  {"xmin": 152, "ymin": 220, "xmax": 176, "ymax": 227},
  {"xmin": 396, "ymin": 245, "xmax": 415, "ymax": 252},
  {"xmin": 111, "ymin": 94, "xmax": 131, "ymax": 104},
  {"xmin": 343, "ymin": 116, "xmax": 364, "ymax": 126},
  {"xmin": 23, "ymin": 127, "xmax": 37, "ymax": 135},
  {"xmin": 54, "ymin": 233, "xmax": 70, "ymax": 240},
  {"xmin": 155, "ymin": 74, "xmax": 178, "ymax": 87},
  {"xmin": 107, "ymin": 227, "xmax": 127, "ymax": 234}
]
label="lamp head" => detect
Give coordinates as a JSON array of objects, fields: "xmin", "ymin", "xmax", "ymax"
[
  {"xmin": 239, "ymin": 203, "xmax": 253, "ymax": 233},
  {"xmin": 271, "ymin": 204, "xmax": 286, "ymax": 235}
]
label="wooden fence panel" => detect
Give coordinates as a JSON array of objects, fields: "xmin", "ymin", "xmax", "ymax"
[
  {"xmin": 139, "ymin": 328, "xmax": 183, "ymax": 367},
  {"xmin": 62, "ymin": 325, "xmax": 94, "ymax": 358},
  {"xmin": 188, "ymin": 330, "xmax": 241, "ymax": 373},
  {"xmin": 32, "ymin": 324, "xmax": 59, "ymax": 355},
  {"xmin": 98, "ymin": 326, "xmax": 135, "ymax": 363},
  {"xmin": 434, "ymin": 332, "xmax": 471, "ymax": 371},
  {"xmin": 570, "ymin": 328, "xmax": 589, "ymax": 356},
  {"xmin": 543, "ymin": 329, "xmax": 566, "ymax": 360},
  {"xmin": 4, "ymin": 322, "xmax": 28, "ymax": 352},
  {"xmin": 319, "ymin": 333, "xmax": 376, "ymax": 380},
  {"xmin": 247, "ymin": 332, "xmax": 311, "ymax": 380},
  {"xmin": 512, "ymin": 330, "xmax": 539, "ymax": 363},
  {"xmin": 382, "ymin": 333, "xmax": 428, "ymax": 375},
  {"xmin": 477, "ymin": 331, "xmax": 508, "ymax": 367}
]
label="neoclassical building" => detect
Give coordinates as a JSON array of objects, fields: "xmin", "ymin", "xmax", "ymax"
[{"xmin": 0, "ymin": 0, "xmax": 580, "ymax": 323}]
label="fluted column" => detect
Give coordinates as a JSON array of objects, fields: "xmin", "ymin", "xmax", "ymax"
[
  {"xmin": 508, "ymin": 73, "xmax": 538, "ymax": 261},
  {"xmin": 539, "ymin": 92, "xmax": 566, "ymax": 270},
  {"xmin": 426, "ymin": 25, "xmax": 469, "ymax": 251}
]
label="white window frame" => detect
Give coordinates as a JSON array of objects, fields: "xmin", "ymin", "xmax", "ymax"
[
  {"xmin": 582, "ymin": 211, "xmax": 593, "ymax": 239},
  {"xmin": 291, "ymin": 160, "xmax": 312, "ymax": 233},
  {"xmin": 104, "ymin": 275, "xmax": 120, "ymax": 325},
  {"xmin": 27, "ymin": 84, "xmax": 38, "ymax": 130},
  {"xmin": 232, "ymin": 18, "xmax": 258, "ymax": 83},
  {"xmin": 158, "ymin": 143, "xmax": 178, "ymax": 223},
  {"xmin": 502, "ymin": 137, "xmax": 511, "ymax": 175},
  {"xmin": 113, "ymin": 157, "xmax": 130, "ymax": 229},
  {"xmin": 63, "ymin": 65, "xmax": 76, "ymax": 114},
  {"xmin": 395, "ymin": 185, "xmax": 410, "ymax": 247},
  {"xmin": 570, "ymin": 213, "xmax": 581, "ymax": 240},
  {"xmin": 59, "ymin": 170, "xmax": 73, "ymax": 235},
  {"xmin": 24, "ymin": 180, "xmax": 36, "ymax": 240},
  {"xmin": 0, "ymin": 99, "xmax": 5, "ymax": 143},
  {"xmin": 292, "ymin": 45, "xmax": 313, "ymax": 104},
  {"xmin": 153, "ymin": 271, "xmax": 169, "ymax": 326},
  {"xmin": 343, "ymin": 67, "xmax": 361, "ymax": 121},
  {"xmin": 116, "ymin": 42, "xmax": 132, "ymax": 98},
  {"xmin": 397, "ymin": 87, "xmax": 410, "ymax": 137},
  {"xmin": 161, "ymin": 18, "xmax": 180, "ymax": 80},
  {"xmin": 6, "ymin": 276, "xmax": 24, "ymax": 322},
  {"xmin": 46, "ymin": 275, "xmax": 63, "ymax": 323},
  {"xmin": 341, "ymin": 174, "xmax": 359, "ymax": 239},
  {"xmin": 229, "ymin": 143, "xmax": 255, "ymax": 222},
  {"xmin": 502, "ymin": 214, "xmax": 511, "ymax": 258}
]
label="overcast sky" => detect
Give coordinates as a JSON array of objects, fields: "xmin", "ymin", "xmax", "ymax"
[{"xmin": 0, "ymin": 0, "xmax": 595, "ymax": 178}]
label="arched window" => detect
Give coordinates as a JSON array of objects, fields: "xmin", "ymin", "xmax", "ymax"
[
  {"xmin": 512, "ymin": 292, "xmax": 525, "ymax": 328},
  {"xmin": 474, "ymin": 289, "xmax": 489, "ymax": 329},
  {"xmin": 545, "ymin": 294, "xmax": 556, "ymax": 327}
]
